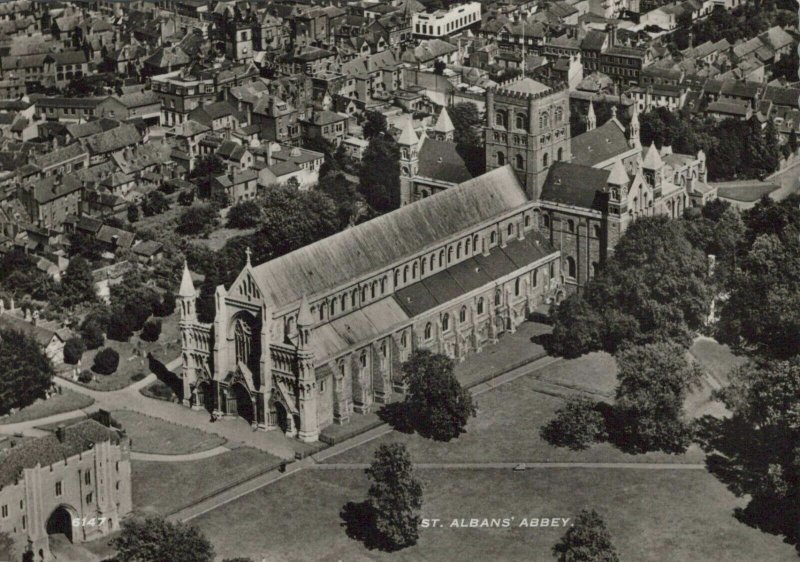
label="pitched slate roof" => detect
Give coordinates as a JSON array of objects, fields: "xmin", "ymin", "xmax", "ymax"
[
  {"xmin": 416, "ymin": 137, "xmax": 472, "ymax": 184},
  {"xmin": 570, "ymin": 119, "xmax": 630, "ymax": 167},
  {"xmin": 540, "ymin": 162, "xmax": 610, "ymax": 211},
  {"xmin": 252, "ymin": 166, "xmax": 529, "ymax": 308},
  {"xmin": 84, "ymin": 123, "xmax": 141, "ymax": 155}
]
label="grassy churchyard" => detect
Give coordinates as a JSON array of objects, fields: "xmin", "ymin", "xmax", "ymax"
[
  {"xmin": 110, "ymin": 410, "xmax": 227, "ymax": 455},
  {"xmin": 0, "ymin": 388, "xmax": 94, "ymax": 424}
]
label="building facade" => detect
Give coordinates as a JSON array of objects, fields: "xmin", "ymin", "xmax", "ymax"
[
  {"xmin": 485, "ymin": 77, "xmax": 572, "ymax": 200},
  {"xmin": 178, "ymin": 166, "xmax": 563, "ymax": 442},
  {"xmin": 0, "ymin": 420, "xmax": 132, "ymax": 562}
]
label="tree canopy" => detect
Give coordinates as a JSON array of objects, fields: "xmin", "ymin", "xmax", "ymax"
[
  {"xmin": 552, "ymin": 509, "xmax": 619, "ymax": 562},
  {"xmin": 401, "ymin": 349, "xmax": 476, "ymax": 441},
  {"xmin": 0, "ymin": 328, "xmax": 54, "ymax": 416},
  {"xmin": 359, "ymin": 136, "xmax": 400, "ymax": 213},
  {"xmin": 113, "ymin": 517, "xmax": 215, "ymax": 562}
]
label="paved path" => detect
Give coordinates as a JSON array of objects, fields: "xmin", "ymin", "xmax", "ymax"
[
  {"xmin": 131, "ymin": 445, "xmax": 231, "ymax": 462},
  {"xmin": 313, "ymin": 462, "xmax": 706, "ymax": 470}
]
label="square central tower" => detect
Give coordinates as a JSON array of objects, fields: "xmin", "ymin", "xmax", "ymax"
[{"xmin": 485, "ymin": 77, "xmax": 572, "ymax": 200}]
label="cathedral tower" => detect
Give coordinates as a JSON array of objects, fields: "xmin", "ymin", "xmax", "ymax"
[
  {"xmin": 485, "ymin": 77, "xmax": 572, "ymax": 200},
  {"xmin": 398, "ymin": 119, "xmax": 420, "ymax": 206},
  {"xmin": 295, "ymin": 295, "xmax": 318, "ymax": 442}
]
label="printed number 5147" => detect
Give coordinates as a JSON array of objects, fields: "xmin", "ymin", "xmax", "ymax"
[{"xmin": 72, "ymin": 518, "xmax": 106, "ymax": 527}]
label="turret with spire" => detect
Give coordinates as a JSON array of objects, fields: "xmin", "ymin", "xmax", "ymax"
[
  {"xmin": 628, "ymin": 103, "xmax": 641, "ymax": 150},
  {"xmin": 587, "ymin": 101, "xmax": 596, "ymax": 132},
  {"xmin": 431, "ymin": 106, "xmax": 455, "ymax": 142},
  {"xmin": 178, "ymin": 261, "xmax": 196, "ymax": 322},
  {"xmin": 295, "ymin": 293, "xmax": 318, "ymax": 442},
  {"xmin": 398, "ymin": 117, "xmax": 420, "ymax": 205}
]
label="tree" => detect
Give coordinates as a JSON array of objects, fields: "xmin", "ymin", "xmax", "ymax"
[
  {"xmin": 552, "ymin": 509, "xmax": 619, "ymax": 562},
  {"xmin": 0, "ymin": 329, "xmax": 54, "ymax": 416},
  {"xmin": 0, "ymin": 530, "xmax": 15, "ymax": 561},
  {"xmin": 366, "ymin": 443, "xmax": 423, "ymax": 550},
  {"xmin": 106, "ymin": 310, "xmax": 133, "ymax": 342},
  {"xmin": 402, "ymin": 349, "xmax": 476, "ymax": 441},
  {"xmin": 63, "ymin": 337, "xmax": 86, "ymax": 365},
  {"xmin": 547, "ymin": 293, "xmax": 604, "ymax": 358},
  {"xmin": 548, "ymin": 216, "xmax": 712, "ymax": 354},
  {"xmin": 177, "ymin": 204, "xmax": 219, "ymax": 235},
  {"xmin": 359, "ymin": 137, "xmax": 400, "ymax": 213},
  {"xmin": 60, "ymin": 257, "xmax": 97, "ymax": 307},
  {"xmin": 317, "ymin": 169, "xmax": 362, "ymax": 228},
  {"xmin": 226, "ymin": 200, "xmax": 262, "ymax": 228},
  {"xmin": 695, "ymin": 358, "xmax": 800, "ymax": 554},
  {"xmin": 113, "ymin": 517, "xmax": 214, "ymax": 562},
  {"xmin": 362, "ymin": 110, "xmax": 388, "ymax": 140},
  {"xmin": 612, "ymin": 342, "xmax": 701, "ymax": 454},
  {"xmin": 448, "ymin": 102, "xmax": 484, "ymax": 177},
  {"xmin": 717, "ymin": 231, "xmax": 800, "ymax": 357},
  {"xmin": 178, "ymin": 189, "xmax": 196, "ymax": 206},
  {"xmin": 154, "ymin": 291, "xmax": 176, "ymax": 317},
  {"xmin": 140, "ymin": 318, "xmax": 162, "ymax": 342},
  {"xmin": 743, "ymin": 118, "xmax": 780, "ymax": 179},
  {"xmin": 541, "ymin": 395, "xmax": 607, "ymax": 450},
  {"xmin": 141, "ymin": 191, "xmax": 170, "ymax": 217},
  {"xmin": 80, "ymin": 317, "xmax": 105, "ymax": 349},
  {"xmin": 127, "ymin": 204, "xmax": 139, "ymax": 223},
  {"xmin": 93, "ymin": 347, "xmax": 120, "ymax": 375},
  {"xmin": 69, "ymin": 231, "xmax": 106, "ymax": 262}
]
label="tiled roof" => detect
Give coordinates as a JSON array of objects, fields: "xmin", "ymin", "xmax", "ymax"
[
  {"xmin": 416, "ymin": 137, "xmax": 472, "ymax": 184},
  {"xmin": 252, "ymin": 166, "xmax": 529, "ymax": 308},
  {"xmin": 570, "ymin": 119, "xmax": 630, "ymax": 167},
  {"xmin": 540, "ymin": 161, "xmax": 610, "ymax": 211},
  {"xmin": 0, "ymin": 420, "xmax": 119, "ymax": 488},
  {"xmin": 0, "ymin": 314, "xmax": 60, "ymax": 347},
  {"xmin": 85, "ymin": 123, "xmax": 141, "ymax": 154}
]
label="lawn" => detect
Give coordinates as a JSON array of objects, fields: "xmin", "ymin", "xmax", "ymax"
[
  {"xmin": 192, "ymin": 468, "xmax": 797, "ymax": 562},
  {"xmin": 689, "ymin": 337, "xmax": 746, "ymax": 386},
  {"xmin": 131, "ymin": 447, "xmax": 282, "ymax": 516},
  {"xmin": 68, "ymin": 312, "xmax": 181, "ymax": 391},
  {"xmin": 0, "ymin": 388, "xmax": 94, "ymax": 424},
  {"xmin": 111, "ymin": 410, "xmax": 226, "ymax": 455},
  {"xmin": 325, "ymin": 356, "xmax": 706, "ymax": 466}
]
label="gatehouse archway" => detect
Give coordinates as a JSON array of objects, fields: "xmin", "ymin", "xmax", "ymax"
[
  {"xmin": 232, "ymin": 383, "xmax": 254, "ymax": 424},
  {"xmin": 46, "ymin": 505, "xmax": 75, "ymax": 542}
]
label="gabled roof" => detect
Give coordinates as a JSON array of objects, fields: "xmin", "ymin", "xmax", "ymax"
[
  {"xmin": 540, "ymin": 162, "xmax": 610, "ymax": 211},
  {"xmin": 570, "ymin": 118, "xmax": 630, "ymax": 167},
  {"xmin": 252, "ymin": 166, "xmax": 529, "ymax": 308},
  {"xmin": 416, "ymin": 137, "xmax": 472, "ymax": 184}
]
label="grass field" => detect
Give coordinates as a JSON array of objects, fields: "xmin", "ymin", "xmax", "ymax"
[
  {"xmin": 131, "ymin": 447, "xmax": 282, "ymax": 516},
  {"xmin": 192, "ymin": 467, "xmax": 797, "ymax": 562},
  {"xmin": 689, "ymin": 337, "xmax": 747, "ymax": 386},
  {"xmin": 112, "ymin": 410, "xmax": 226, "ymax": 455},
  {"xmin": 325, "ymin": 351, "xmax": 705, "ymax": 466},
  {"xmin": 0, "ymin": 388, "xmax": 94, "ymax": 424}
]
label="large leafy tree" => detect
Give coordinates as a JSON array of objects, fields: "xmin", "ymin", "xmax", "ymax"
[
  {"xmin": 683, "ymin": 199, "xmax": 746, "ymax": 289},
  {"xmin": 0, "ymin": 328, "xmax": 54, "ymax": 416},
  {"xmin": 59, "ymin": 257, "xmax": 97, "ymax": 307},
  {"xmin": 402, "ymin": 349, "xmax": 476, "ymax": 441},
  {"xmin": 113, "ymin": 517, "xmax": 214, "ymax": 562},
  {"xmin": 612, "ymin": 342, "xmax": 701, "ymax": 454},
  {"xmin": 359, "ymin": 136, "xmax": 400, "ymax": 213},
  {"xmin": 696, "ymin": 357, "xmax": 800, "ymax": 554},
  {"xmin": 362, "ymin": 110, "xmax": 388, "ymax": 140},
  {"xmin": 0, "ymin": 250, "xmax": 54, "ymax": 300},
  {"xmin": 447, "ymin": 102, "xmax": 484, "ymax": 176},
  {"xmin": 540, "ymin": 395, "xmax": 607, "ymax": 450},
  {"xmin": 548, "ymin": 216, "xmax": 712, "ymax": 355},
  {"xmin": 366, "ymin": 443, "xmax": 423, "ymax": 550},
  {"xmin": 552, "ymin": 509, "xmax": 619, "ymax": 562}
]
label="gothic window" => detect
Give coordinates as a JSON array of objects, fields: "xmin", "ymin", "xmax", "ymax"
[
  {"xmin": 533, "ymin": 269, "xmax": 539, "ymax": 287},
  {"xmin": 515, "ymin": 278, "xmax": 522, "ymax": 296},
  {"xmin": 539, "ymin": 112, "xmax": 549, "ymax": 129},
  {"xmin": 359, "ymin": 351, "xmax": 368, "ymax": 371},
  {"xmin": 495, "ymin": 289, "xmax": 502, "ymax": 306},
  {"xmin": 555, "ymin": 106, "xmax": 563, "ymax": 123},
  {"xmin": 515, "ymin": 154, "xmax": 525, "ymax": 170},
  {"xmin": 442, "ymin": 313, "xmax": 450, "ymax": 332},
  {"xmin": 381, "ymin": 276, "xmax": 387, "ymax": 293},
  {"xmin": 329, "ymin": 300, "xmax": 336, "ymax": 317},
  {"xmin": 473, "ymin": 234, "xmax": 480, "ymax": 250},
  {"xmin": 465, "ymin": 237, "xmax": 471, "ymax": 254},
  {"xmin": 421, "ymin": 259, "xmax": 426, "ymax": 276},
  {"xmin": 401, "ymin": 332, "xmax": 408, "ymax": 348},
  {"xmin": 412, "ymin": 262, "xmax": 418, "ymax": 279},
  {"xmin": 352, "ymin": 289, "xmax": 359, "ymax": 307},
  {"xmin": 380, "ymin": 341, "xmax": 388, "ymax": 368},
  {"xmin": 448, "ymin": 247, "xmax": 454, "ymax": 263},
  {"xmin": 394, "ymin": 270, "xmax": 400, "ymax": 287},
  {"xmin": 371, "ymin": 281, "xmax": 377, "ymax": 298},
  {"xmin": 567, "ymin": 219, "xmax": 575, "ymax": 233},
  {"xmin": 507, "ymin": 223, "xmax": 514, "ymax": 237},
  {"xmin": 496, "ymin": 110, "xmax": 506, "ymax": 128},
  {"xmin": 566, "ymin": 256, "xmax": 577, "ymax": 279},
  {"xmin": 525, "ymin": 214, "xmax": 531, "ymax": 227},
  {"xmin": 490, "ymin": 231, "xmax": 497, "ymax": 244},
  {"xmin": 477, "ymin": 297, "xmax": 485, "ymax": 315},
  {"xmin": 361, "ymin": 286, "xmax": 368, "ymax": 301},
  {"xmin": 424, "ymin": 322, "xmax": 433, "ymax": 340},
  {"xmin": 286, "ymin": 316, "xmax": 295, "ymax": 338},
  {"xmin": 456, "ymin": 242, "xmax": 462, "ymax": 259},
  {"xmin": 543, "ymin": 153, "xmax": 549, "ymax": 167},
  {"xmin": 593, "ymin": 224, "xmax": 601, "ymax": 238},
  {"xmin": 438, "ymin": 249, "xmax": 445, "ymax": 268},
  {"xmin": 341, "ymin": 295, "xmax": 347, "ymax": 311},
  {"xmin": 401, "ymin": 148, "xmax": 409, "ymax": 159},
  {"xmin": 459, "ymin": 306, "xmax": 467, "ymax": 323},
  {"xmin": 497, "ymin": 151, "xmax": 505, "ymax": 166},
  {"xmin": 234, "ymin": 317, "xmax": 252, "ymax": 368},
  {"xmin": 557, "ymin": 147, "xmax": 563, "ymax": 161},
  {"xmin": 403, "ymin": 265, "xmax": 409, "ymax": 283}
]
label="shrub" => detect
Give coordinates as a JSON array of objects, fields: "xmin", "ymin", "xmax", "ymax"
[
  {"xmin": 540, "ymin": 395, "xmax": 607, "ymax": 450},
  {"xmin": 226, "ymin": 200, "xmax": 262, "ymax": 228},
  {"xmin": 93, "ymin": 347, "xmax": 120, "ymax": 375},
  {"xmin": 140, "ymin": 318, "xmax": 162, "ymax": 342},
  {"xmin": 78, "ymin": 370, "xmax": 93, "ymax": 383},
  {"xmin": 131, "ymin": 372, "xmax": 147, "ymax": 382},
  {"xmin": 147, "ymin": 380, "xmax": 176, "ymax": 401},
  {"xmin": 63, "ymin": 337, "xmax": 86, "ymax": 365},
  {"xmin": 177, "ymin": 204, "xmax": 218, "ymax": 235}
]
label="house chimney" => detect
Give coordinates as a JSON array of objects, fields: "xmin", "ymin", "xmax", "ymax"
[{"xmin": 56, "ymin": 425, "xmax": 66, "ymax": 443}]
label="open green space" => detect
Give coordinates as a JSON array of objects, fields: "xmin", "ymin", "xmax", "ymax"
[
  {"xmin": 0, "ymin": 388, "xmax": 94, "ymax": 424},
  {"xmin": 326, "ymin": 351, "xmax": 704, "ymax": 466},
  {"xmin": 716, "ymin": 183, "xmax": 779, "ymax": 202},
  {"xmin": 192, "ymin": 467, "xmax": 797, "ymax": 562},
  {"xmin": 689, "ymin": 337, "xmax": 746, "ymax": 386},
  {"xmin": 71, "ymin": 312, "xmax": 180, "ymax": 391},
  {"xmin": 112, "ymin": 410, "xmax": 226, "ymax": 455},
  {"xmin": 131, "ymin": 447, "xmax": 282, "ymax": 516}
]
